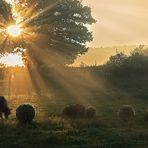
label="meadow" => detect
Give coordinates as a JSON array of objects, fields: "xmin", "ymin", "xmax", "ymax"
[
  {"xmin": 1, "ymin": 0, "xmax": 148, "ymax": 147},
  {"xmin": 0, "ymin": 66, "xmax": 148, "ymax": 148}
]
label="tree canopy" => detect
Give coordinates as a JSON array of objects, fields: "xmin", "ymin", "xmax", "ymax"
[
  {"xmin": 102, "ymin": 46, "xmax": 148, "ymax": 77},
  {"xmin": 0, "ymin": 0, "xmax": 96, "ymax": 66}
]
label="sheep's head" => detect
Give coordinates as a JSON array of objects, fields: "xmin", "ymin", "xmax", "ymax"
[{"xmin": 4, "ymin": 108, "xmax": 12, "ymax": 119}]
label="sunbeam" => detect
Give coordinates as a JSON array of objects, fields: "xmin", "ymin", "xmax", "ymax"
[
  {"xmin": 0, "ymin": 0, "xmax": 98, "ymax": 119},
  {"xmin": 25, "ymin": 41, "xmax": 100, "ymax": 106},
  {"xmin": 18, "ymin": 1, "xmax": 57, "ymax": 26}
]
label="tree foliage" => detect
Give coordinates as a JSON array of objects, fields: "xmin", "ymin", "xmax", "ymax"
[
  {"xmin": 102, "ymin": 46, "xmax": 148, "ymax": 77},
  {"xmin": 0, "ymin": 0, "xmax": 96, "ymax": 66},
  {"xmin": 0, "ymin": 0, "xmax": 13, "ymax": 23}
]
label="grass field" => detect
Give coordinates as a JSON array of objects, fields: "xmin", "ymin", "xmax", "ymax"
[
  {"xmin": 0, "ymin": 67, "xmax": 148, "ymax": 148},
  {"xmin": 1, "ymin": 117, "xmax": 148, "ymax": 148}
]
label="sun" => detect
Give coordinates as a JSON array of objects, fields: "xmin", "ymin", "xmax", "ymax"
[{"xmin": 7, "ymin": 25, "xmax": 21, "ymax": 37}]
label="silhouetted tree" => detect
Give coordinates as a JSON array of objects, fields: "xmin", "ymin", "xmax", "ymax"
[
  {"xmin": 107, "ymin": 52, "xmax": 127, "ymax": 66},
  {"xmin": 102, "ymin": 46, "xmax": 148, "ymax": 77},
  {"xmin": 0, "ymin": 0, "xmax": 96, "ymax": 66},
  {"xmin": 0, "ymin": 0, "xmax": 13, "ymax": 23}
]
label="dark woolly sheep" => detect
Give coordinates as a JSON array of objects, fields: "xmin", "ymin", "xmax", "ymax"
[
  {"xmin": 16, "ymin": 104, "xmax": 35, "ymax": 124},
  {"xmin": 85, "ymin": 106, "xmax": 96, "ymax": 118},
  {"xmin": 0, "ymin": 96, "xmax": 11, "ymax": 119},
  {"xmin": 62, "ymin": 104, "xmax": 86, "ymax": 118},
  {"xmin": 118, "ymin": 105, "xmax": 135, "ymax": 121}
]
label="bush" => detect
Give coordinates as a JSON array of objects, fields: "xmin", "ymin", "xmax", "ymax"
[
  {"xmin": 62, "ymin": 104, "xmax": 85, "ymax": 118},
  {"xmin": 85, "ymin": 106, "xmax": 96, "ymax": 118},
  {"xmin": 16, "ymin": 104, "xmax": 35, "ymax": 124},
  {"xmin": 144, "ymin": 110, "xmax": 148, "ymax": 122},
  {"xmin": 118, "ymin": 105, "xmax": 135, "ymax": 121}
]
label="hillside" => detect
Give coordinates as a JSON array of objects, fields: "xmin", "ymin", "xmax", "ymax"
[{"xmin": 73, "ymin": 45, "xmax": 138, "ymax": 66}]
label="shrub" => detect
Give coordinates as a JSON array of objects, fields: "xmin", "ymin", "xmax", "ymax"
[
  {"xmin": 85, "ymin": 106, "xmax": 96, "ymax": 118},
  {"xmin": 16, "ymin": 104, "xmax": 35, "ymax": 124},
  {"xmin": 144, "ymin": 110, "xmax": 148, "ymax": 122},
  {"xmin": 118, "ymin": 105, "xmax": 135, "ymax": 121},
  {"xmin": 62, "ymin": 104, "xmax": 85, "ymax": 118}
]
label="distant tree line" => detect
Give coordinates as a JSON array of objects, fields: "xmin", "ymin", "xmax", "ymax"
[{"xmin": 100, "ymin": 46, "xmax": 148, "ymax": 77}]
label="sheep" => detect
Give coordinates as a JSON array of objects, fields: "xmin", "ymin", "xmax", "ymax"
[
  {"xmin": 118, "ymin": 105, "xmax": 135, "ymax": 121},
  {"xmin": 62, "ymin": 104, "xmax": 86, "ymax": 118},
  {"xmin": 85, "ymin": 106, "xmax": 96, "ymax": 118},
  {"xmin": 16, "ymin": 104, "xmax": 35, "ymax": 124},
  {"xmin": 0, "ymin": 96, "xmax": 11, "ymax": 119}
]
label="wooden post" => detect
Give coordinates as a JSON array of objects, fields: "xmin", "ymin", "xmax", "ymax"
[
  {"xmin": 8, "ymin": 74, "xmax": 12, "ymax": 100},
  {"xmin": 8, "ymin": 73, "xmax": 14, "ymax": 100}
]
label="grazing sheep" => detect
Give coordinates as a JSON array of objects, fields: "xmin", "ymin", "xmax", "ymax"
[
  {"xmin": 62, "ymin": 104, "xmax": 86, "ymax": 118},
  {"xmin": 16, "ymin": 104, "xmax": 35, "ymax": 124},
  {"xmin": 118, "ymin": 105, "xmax": 135, "ymax": 121},
  {"xmin": 0, "ymin": 96, "xmax": 11, "ymax": 119},
  {"xmin": 85, "ymin": 106, "xmax": 96, "ymax": 118}
]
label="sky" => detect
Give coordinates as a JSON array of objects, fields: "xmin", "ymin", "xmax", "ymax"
[
  {"xmin": 0, "ymin": 53, "xmax": 24, "ymax": 66},
  {"xmin": 83, "ymin": 0, "xmax": 148, "ymax": 47}
]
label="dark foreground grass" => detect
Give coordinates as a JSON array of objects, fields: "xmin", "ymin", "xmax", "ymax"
[{"xmin": 0, "ymin": 117, "xmax": 148, "ymax": 148}]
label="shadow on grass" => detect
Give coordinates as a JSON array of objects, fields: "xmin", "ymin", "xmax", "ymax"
[{"xmin": 0, "ymin": 117, "xmax": 147, "ymax": 148}]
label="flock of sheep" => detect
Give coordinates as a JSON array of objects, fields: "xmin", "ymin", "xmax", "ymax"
[{"xmin": 0, "ymin": 95, "xmax": 147, "ymax": 125}]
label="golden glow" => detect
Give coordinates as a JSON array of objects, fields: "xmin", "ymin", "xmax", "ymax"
[
  {"xmin": 7, "ymin": 25, "xmax": 21, "ymax": 37},
  {"xmin": 0, "ymin": 53, "xmax": 24, "ymax": 67},
  {"xmin": 5, "ymin": 0, "xmax": 13, "ymax": 4}
]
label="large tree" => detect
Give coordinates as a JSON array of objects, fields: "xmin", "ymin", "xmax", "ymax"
[{"xmin": 0, "ymin": 0, "xmax": 95, "ymax": 66}]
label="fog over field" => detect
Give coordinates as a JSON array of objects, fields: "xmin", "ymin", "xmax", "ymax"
[{"xmin": 73, "ymin": 45, "xmax": 137, "ymax": 66}]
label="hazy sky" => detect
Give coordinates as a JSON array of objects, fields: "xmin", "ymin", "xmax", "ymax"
[{"xmin": 83, "ymin": 0, "xmax": 148, "ymax": 47}]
